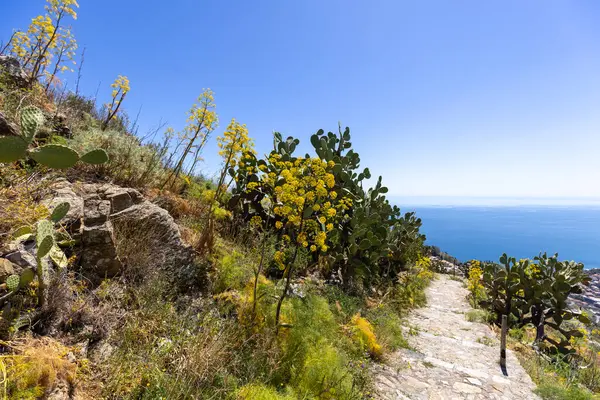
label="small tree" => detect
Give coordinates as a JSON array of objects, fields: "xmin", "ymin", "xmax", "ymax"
[{"xmin": 101, "ymin": 75, "xmax": 130, "ymax": 130}]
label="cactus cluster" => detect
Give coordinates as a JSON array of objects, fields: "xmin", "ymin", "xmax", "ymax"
[
  {"xmin": 7, "ymin": 201, "xmax": 72, "ymax": 306},
  {"xmin": 0, "ymin": 105, "xmax": 108, "ymax": 168},
  {"xmin": 228, "ymin": 127, "xmax": 425, "ymax": 287},
  {"xmin": 481, "ymin": 253, "xmax": 590, "ymax": 355}
]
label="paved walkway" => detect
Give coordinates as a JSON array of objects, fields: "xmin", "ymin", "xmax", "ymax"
[{"xmin": 373, "ymin": 274, "xmax": 539, "ymax": 400}]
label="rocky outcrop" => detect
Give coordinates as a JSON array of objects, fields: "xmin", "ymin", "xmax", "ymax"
[
  {"xmin": 40, "ymin": 180, "xmax": 195, "ymax": 282},
  {"xmin": 0, "ymin": 55, "xmax": 28, "ymax": 86},
  {"xmin": 0, "ymin": 112, "xmax": 19, "ymax": 136}
]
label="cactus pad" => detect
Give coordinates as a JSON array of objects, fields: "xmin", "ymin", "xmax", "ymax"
[
  {"xmin": 20, "ymin": 106, "xmax": 45, "ymax": 142},
  {"xmin": 29, "ymin": 144, "xmax": 80, "ymax": 169},
  {"xmin": 49, "ymin": 245, "xmax": 68, "ymax": 269},
  {"xmin": 38, "ymin": 236, "xmax": 54, "ymax": 259},
  {"xmin": 50, "ymin": 202, "xmax": 71, "ymax": 222},
  {"xmin": 0, "ymin": 136, "xmax": 28, "ymax": 163},
  {"xmin": 36, "ymin": 220, "xmax": 54, "ymax": 259},
  {"xmin": 80, "ymin": 149, "xmax": 109, "ymax": 164},
  {"xmin": 6, "ymin": 274, "xmax": 20, "ymax": 292},
  {"xmin": 19, "ymin": 269, "xmax": 35, "ymax": 287}
]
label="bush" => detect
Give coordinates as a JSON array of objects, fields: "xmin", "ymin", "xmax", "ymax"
[
  {"xmin": 349, "ymin": 314, "xmax": 382, "ymax": 359},
  {"xmin": 292, "ymin": 343, "xmax": 356, "ymax": 399},
  {"xmin": 366, "ymin": 305, "xmax": 408, "ymax": 351},
  {"xmin": 237, "ymin": 383, "xmax": 295, "ymax": 400},
  {"xmin": 68, "ymin": 128, "xmax": 167, "ymax": 187},
  {"xmin": 213, "ymin": 250, "xmax": 254, "ymax": 293}
]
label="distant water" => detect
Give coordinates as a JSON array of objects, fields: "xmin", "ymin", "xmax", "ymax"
[{"xmin": 404, "ymin": 206, "xmax": 600, "ymax": 269}]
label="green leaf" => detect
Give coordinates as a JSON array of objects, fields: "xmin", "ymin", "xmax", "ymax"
[
  {"xmin": 50, "ymin": 202, "xmax": 70, "ymax": 222},
  {"xmin": 0, "ymin": 136, "xmax": 28, "ymax": 163},
  {"xmin": 80, "ymin": 149, "xmax": 109, "ymax": 164},
  {"xmin": 359, "ymin": 239, "xmax": 371, "ymax": 250},
  {"xmin": 29, "ymin": 144, "xmax": 80, "ymax": 169}
]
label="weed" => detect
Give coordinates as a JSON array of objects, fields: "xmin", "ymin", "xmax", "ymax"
[{"xmin": 466, "ymin": 309, "xmax": 491, "ymax": 323}]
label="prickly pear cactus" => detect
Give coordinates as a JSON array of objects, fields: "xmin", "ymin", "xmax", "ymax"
[
  {"xmin": 6, "ymin": 275, "xmax": 20, "ymax": 292},
  {"xmin": 50, "ymin": 202, "xmax": 70, "ymax": 222},
  {"xmin": 30, "ymin": 144, "xmax": 80, "ymax": 169},
  {"xmin": 80, "ymin": 149, "xmax": 110, "ymax": 164},
  {"xmin": 20, "ymin": 105, "xmax": 45, "ymax": 142},
  {"xmin": 0, "ymin": 105, "xmax": 109, "ymax": 168}
]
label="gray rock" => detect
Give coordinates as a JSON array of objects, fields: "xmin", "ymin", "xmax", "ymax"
[
  {"xmin": 0, "ymin": 111, "xmax": 19, "ymax": 136},
  {"xmin": 4, "ymin": 245, "xmax": 36, "ymax": 270},
  {"xmin": 42, "ymin": 181, "xmax": 194, "ymax": 281},
  {"xmin": 0, "ymin": 55, "xmax": 28, "ymax": 86},
  {"xmin": 42, "ymin": 179, "xmax": 84, "ymax": 227},
  {"xmin": 81, "ymin": 221, "xmax": 121, "ymax": 277}
]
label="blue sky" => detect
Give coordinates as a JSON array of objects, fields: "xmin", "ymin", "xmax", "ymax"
[{"xmin": 4, "ymin": 1, "xmax": 600, "ymax": 203}]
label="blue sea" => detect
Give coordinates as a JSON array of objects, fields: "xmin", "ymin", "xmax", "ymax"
[{"xmin": 405, "ymin": 206, "xmax": 600, "ymax": 269}]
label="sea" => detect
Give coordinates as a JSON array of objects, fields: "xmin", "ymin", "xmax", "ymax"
[{"xmin": 400, "ymin": 204, "xmax": 600, "ymax": 269}]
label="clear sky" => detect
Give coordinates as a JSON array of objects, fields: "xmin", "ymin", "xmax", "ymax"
[{"xmin": 4, "ymin": 1, "xmax": 600, "ymax": 203}]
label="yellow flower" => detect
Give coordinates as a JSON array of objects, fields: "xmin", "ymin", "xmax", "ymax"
[
  {"xmin": 275, "ymin": 221, "xmax": 283, "ymax": 229},
  {"xmin": 310, "ymin": 245, "xmax": 317, "ymax": 252},
  {"xmin": 250, "ymin": 216, "xmax": 262, "ymax": 227},
  {"xmin": 326, "ymin": 223, "xmax": 333, "ymax": 231},
  {"xmin": 319, "ymin": 216, "xmax": 326, "ymax": 224},
  {"xmin": 302, "ymin": 241, "xmax": 308, "ymax": 248}
]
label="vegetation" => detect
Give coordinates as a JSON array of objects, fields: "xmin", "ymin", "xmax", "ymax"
[
  {"xmin": 471, "ymin": 253, "xmax": 600, "ymax": 398},
  {"xmin": 0, "ymin": 1, "xmax": 434, "ymax": 398}
]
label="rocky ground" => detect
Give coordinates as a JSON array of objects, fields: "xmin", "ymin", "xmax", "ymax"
[
  {"xmin": 373, "ymin": 275, "xmax": 539, "ymax": 400},
  {"xmin": 571, "ymin": 269, "xmax": 600, "ymax": 324}
]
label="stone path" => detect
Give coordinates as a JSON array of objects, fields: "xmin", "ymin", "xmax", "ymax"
[{"xmin": 373, "ymin": 274, "xmax": 539, "ymax": 400}]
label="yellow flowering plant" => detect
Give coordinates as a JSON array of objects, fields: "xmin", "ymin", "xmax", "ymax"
[
  {"xmin": 101, "ymin": 75, "xmax": 130, "ymax": 130},
  {"xmin": 197, "ymin": 118, "xmax": 255, "ymax": 255},
  {"xmin": 9, "ymin": 0, "xmax": 79, "ymax": 85},
  {"xmin": 162, "ymin": 89, "xmax": 218, "ymax": 189}
]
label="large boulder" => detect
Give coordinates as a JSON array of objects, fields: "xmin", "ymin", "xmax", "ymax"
[{"xmin": 40, "ymin": 181, "xmax": 195, "ymax": 282}]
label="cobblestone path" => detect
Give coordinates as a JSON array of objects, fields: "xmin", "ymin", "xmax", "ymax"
[{"xmin": 373, "ymin": 274, "xmax": 539, "ymax": 399}]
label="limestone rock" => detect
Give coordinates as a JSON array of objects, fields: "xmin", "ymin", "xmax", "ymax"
[{"xmin": 41, "ymin": 181, "xmax": 194, "ymax": 282}]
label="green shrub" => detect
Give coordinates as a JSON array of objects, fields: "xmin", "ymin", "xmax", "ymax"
[
  {"xmin": 367, "ymin": 305, "xmax": 408, "ymax": 351},
  {"xmin": 292, "ymin": 342, "xmax": 355, "ymax": 399},
  {"xmin": 68, "ymin": 128, "xmax": 167, "ymax": 187},
  {"xmin": 237, "ymin": 383, "xmax": 295, "ymax": 400},
  {"xmin": 465, "ymin": 309, "xmax": 491, "ymax": 323},
  {"xmin": 213, "ymin": 250, "xmax": 254, "ymax": 293}
]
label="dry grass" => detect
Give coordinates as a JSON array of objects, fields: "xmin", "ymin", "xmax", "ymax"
[
  {"xmin": 0, "ymin": 170, "xmax": 50, "ymax": 239},
  {"xmin": 1, "ymin": 336, "xmax": 80, "ymax": 399}
]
